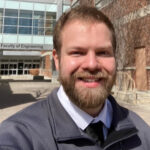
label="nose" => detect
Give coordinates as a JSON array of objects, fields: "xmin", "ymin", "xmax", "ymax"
[{"xmin": 82, "ymin": 51, "xmax": 100, "ymax": 72}]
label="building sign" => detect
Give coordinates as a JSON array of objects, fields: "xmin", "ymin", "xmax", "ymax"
[
  {"xmin": 0, "ymin": 43, "xmax": 52, "ymax": 50},
  {"xmin": 3, "ymin": 51, "xmax": 41, "ymax": 56}
]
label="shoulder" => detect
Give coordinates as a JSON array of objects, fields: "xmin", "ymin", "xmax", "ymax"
[
  {"xmin": 0, "ymin": 88, "xmax": 59, "ymax": 148},
  {"xmin": 128, "ymin": 110, "xmax": 150, "ymax": 148},
  {"xmin": 108, "ymin": 95, "xmax": 150, "ymax": 130},
  {"xmin": 128, "ymin": 109, "xmax": 150, "ymax": 133},
  {"xmin": 2, "ymin": 87, "xmax": 59, "ymax": 124},
  {"xmin": 109, "ymin": 95, "xmax": 150, "ymax": 146}
]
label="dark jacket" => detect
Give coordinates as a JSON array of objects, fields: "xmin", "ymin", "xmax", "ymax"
[{"xmin": 0, "ymin": 88, "xmax": 150, "ymax": 150}]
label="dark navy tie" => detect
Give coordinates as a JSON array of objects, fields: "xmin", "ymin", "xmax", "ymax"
[{"xmin": 85, "ymin": 121, "xmax": 104, "ymax": 144}]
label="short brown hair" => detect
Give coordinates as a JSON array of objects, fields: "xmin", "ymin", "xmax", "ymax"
[{"xmin": 53, "ymin": 6, "xmax": 116, "ymax": 55}]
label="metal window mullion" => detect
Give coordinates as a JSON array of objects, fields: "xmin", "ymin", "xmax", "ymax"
[
  {"xmin": 2, "ymin": 8, "xmax": 4, "ymax": 34},
  {"xmin": 2, "ymin": 5, "xmax": 6, "ymax": 40},
  {"xmin": 31, "ymin": 4, "xmax": 34, "ymax": 44},
  {"xmin": 31, "ymin": 9, "xmax": 33, "ymax": 37},
  {"xmin": 44, "ymin": 10, "xmax": 46, "ymax": 40},
  {"xmin": 17, "ymin": 1, "xmax": 21, "ymax": 42}
]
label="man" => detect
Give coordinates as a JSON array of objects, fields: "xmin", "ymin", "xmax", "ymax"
[{"xmin": 0, "ymin": 6, "xmax": 149, "ymax": 150}]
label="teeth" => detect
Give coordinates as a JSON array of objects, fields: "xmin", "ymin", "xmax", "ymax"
[{"xmin": 83, "ymin": 79, "xmax": 99, "ymax": 82}]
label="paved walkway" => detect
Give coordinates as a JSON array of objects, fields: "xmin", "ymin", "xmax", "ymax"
[
  {"xmin": 0, "ymin": 81, "xmax": 150, "ymax": 125},
  {"xmin": 0, "ymin": 81, "xmax": 59, "ymax": 122},
  {"xmin": 118, "ymin": 100, "xmax": 150, "ymax": 125}
]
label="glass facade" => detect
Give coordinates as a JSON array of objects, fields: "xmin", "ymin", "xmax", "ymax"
[
  {"xmin": 0, "ymin": 9, "xmax": 3, "ymax": 33},
  {"xmin": 0, "ymin": 0, "xmax": 70, "ymax": 77},
  {"xmin": 0, "ymin": 8, "xmax": 56, "ymax": 36}
]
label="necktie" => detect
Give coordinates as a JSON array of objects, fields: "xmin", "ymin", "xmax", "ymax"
[{"xmin": 85, "ymin": 121, "xmax": 104, "ymax": 144}]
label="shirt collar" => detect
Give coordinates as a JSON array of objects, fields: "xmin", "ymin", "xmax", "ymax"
[{"xmin": 57, "ymin": 85, "xmax": 113, "ymax": 130}]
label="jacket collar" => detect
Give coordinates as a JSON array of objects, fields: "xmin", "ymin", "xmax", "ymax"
[
  {"xmin": 108, "ymin": 95, "xmax": 135, "ymax": 130},
  {"xmin": 47, "ymin": 88, "xmax": 138, "ymax": 146},
  {"xmin": 47, "ymin": 88, "xmax": 84, "ymax": 141},
  {"xmin": 102, "ymin": 95, "xmax": 138, "ymax": 148}
]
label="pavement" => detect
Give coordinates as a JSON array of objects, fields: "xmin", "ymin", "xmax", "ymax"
[
  {"xmin": 0, "ymin": 80, "xmax": 150, "ymax": 125},
  {"xmin": 0, "ymin": 80, "xmax": 59, "ymax": 122},
  {"xmin": 117, "ymin": 100, "xmax": 150, "ymax": 125}
]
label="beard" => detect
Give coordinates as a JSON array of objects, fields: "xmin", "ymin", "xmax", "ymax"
[{"xmin": 59, "ymin": 69, "xmax": 115, "ymax": 110}]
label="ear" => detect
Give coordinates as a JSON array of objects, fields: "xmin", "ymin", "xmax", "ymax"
[{"xmin": 53, "ymin": 49, "xmax": 60, "ymax": 71}]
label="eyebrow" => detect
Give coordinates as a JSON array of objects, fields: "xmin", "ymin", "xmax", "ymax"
[
  {"xmin": 67, "ymin": 46, "xmax": 87, "ymax": 51},
  {"xmin": 66, "ymin": 44, "xmax": 113, "ymax": 53},
  {"xmin": 95, "ymin": 46, "xmax": 113, "ymax": 51}
]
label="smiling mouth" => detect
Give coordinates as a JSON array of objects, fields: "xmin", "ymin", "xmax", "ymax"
[
  {"xmin": 75, "ymin": 72, "xmax": 107, "ymax": 84},
  {"xmin": 78, "ymin": 77, "xmax": 102, "ymax": 82}
]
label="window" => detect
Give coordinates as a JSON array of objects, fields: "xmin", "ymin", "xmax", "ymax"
[
  {"xmin": 4, "ymin": 26, "xmax": 17, "ymax": 34},
  {"xmin": 19, "ymin": 18, "xmax": 32, "ymax": 26},
  {"xmin": 33, "ymin": 11, "xmax": 45, "ymax": 35},
  {"xmin": 4, "ymin": 17, "xmax": 18, "ymax": 25},
  {"xmin": 5, "ymin": 9, "xmax": 18, "ymax": 17},
  {"xmin": 45, "ymin": 27, "xmax": 53, "ymax": 35},
  {"xmin": 46, "ymin": 12, "xmax": 56, "ymax": 20},
  {"xmin": 9, "ymin": 64, "xmax": 17, "ymax": 69},
  {"xmin": 45, "ymin": 12, "xmax": 56, "ymax": 35},
  {"xmin": 1, "ymin": 8, "xmax": 56, "ymax": 35},
  {"xmin": 33, "ymin": 19, "xmax": 44, "ymax": 27},
  {"xmin": 0, "ymin": 70, "xmax": 4, "ymax": 75},
  {"xmin": 4, "ymin": 9, "xmax": 18, "ymax": 34},
  {"xmin": 33, "ymin": 27, "xmax": 44, "ymax": 35},
  {"xmin": 5, "ymin": 64, "xmax": 9, "ymax": 69},
  {"xmin": 9, "ymin": 70, "xmax": 12, "ymax": 75},
  {"xmin": 24, "ymin": 70, "xmax": 29, "ymax": 74},
  {"xmin": 20, "ymin": 10, "xmax": 32, "ymax": 18},
  {"xmin": 33, "ymin": 11, "xmax": 44, "ymax": 19},
  {"xmin": 1, "ymin": 64, "xmax": 4, "ymax": 69}
]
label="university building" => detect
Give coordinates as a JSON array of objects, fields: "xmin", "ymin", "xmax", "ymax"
[{"xmin": 0, "ymin": 0, "xmax": 70, "ymax": 80}]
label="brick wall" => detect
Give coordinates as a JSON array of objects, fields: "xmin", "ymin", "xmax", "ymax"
[
  {"xmin": 99, "ymin": 0, "xmax": 150, "ymax": 90},
  {"xmin": 101, "ymin": 0, "xmax": 148, "ymax": 20},
  {"xmin": 40, "ymin": 51, "xmax": 52, "ymax": 78}
]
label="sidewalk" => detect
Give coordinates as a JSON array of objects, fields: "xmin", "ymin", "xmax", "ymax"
[
  {"xmin": 0, "ymin": 81, "xmax": 59, "ymax": 122},
  {"xmin": 118, "ymin": 100, "xmax": 150, "ymax": 125},
  {"xmin": 0, "ymin": 81, "xmax": 150, "ymax": 125}
]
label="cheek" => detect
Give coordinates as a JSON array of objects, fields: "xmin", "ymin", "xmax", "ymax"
[
  {"xmin": 101, "ymin": 58, "xmax": 116, "ymax": 74},
  {"xmin": 70, "ymin": 59, "xmax": 77, "ymax": 66},
  {"xmin": 60, "ymin": 57, "xmax": 80, "ymax": 74}
]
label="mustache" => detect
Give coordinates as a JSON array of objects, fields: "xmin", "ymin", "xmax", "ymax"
[{"xmin": 73, "ymin": 71, "xmax": 108, "ymax": 79}]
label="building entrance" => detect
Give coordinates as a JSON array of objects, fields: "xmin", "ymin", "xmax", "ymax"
[{"xmin": 0, "ymin": 57, "xmax": 41, "ymax": 75}]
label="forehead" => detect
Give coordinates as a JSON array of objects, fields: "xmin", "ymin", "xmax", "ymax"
[
  {"xmin": 62, "ymin": 19, "xmax": 106, "ymax": 31},
  {"xmin": 61, "ymin": 20, "xmax": 112, "ymax": 47},
  {"xmin": 61, "ymin": 19, "xmax": 112, "ymax": 38}
]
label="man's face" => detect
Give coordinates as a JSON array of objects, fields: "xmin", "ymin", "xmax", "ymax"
[{"xmin": 53, "ymin": 20, "xmax": 116, "ymax": 111}]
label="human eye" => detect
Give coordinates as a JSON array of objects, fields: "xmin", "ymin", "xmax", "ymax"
[
  {"xmin": 97, "ymin": 49, "xmax": 113, "ymax": 57},
  {"xmin": 69, "ymin": 50, "xmax": 85, "ymax": 57}
]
